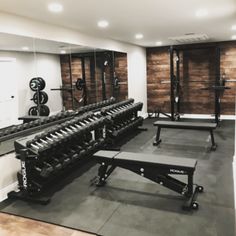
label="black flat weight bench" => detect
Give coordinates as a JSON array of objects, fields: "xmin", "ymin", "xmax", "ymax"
[
  {"xmin": 18, "ymin": 115, "xmax": 45, "ymax": 123},
  {"xmin": 153, "ymin": 121, "xmax": 217, "ymax": 150},
  {"xmin": 93, "ymin": 150, "xmax": 203, "ymax": 210}
]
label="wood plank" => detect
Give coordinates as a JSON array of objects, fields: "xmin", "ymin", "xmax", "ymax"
[{"xmin": 0, "ymin": 212, "xmax": 96, "ymax": 236}]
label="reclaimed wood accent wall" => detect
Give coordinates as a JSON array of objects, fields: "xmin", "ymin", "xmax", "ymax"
[
  {"xmin": 60, "ymin": 55, "xmax": 96, "ymax": 110},
  {"xmin": 60, "ymin": 51, "xmax": 128, "ymax": 110},
  {"xmin": 114, "ymin": 52, "xmax": 128, "ymax": 102},
  {"xmin": 147, "ymin": 42, "xmax": 236, "ymax": 115}
]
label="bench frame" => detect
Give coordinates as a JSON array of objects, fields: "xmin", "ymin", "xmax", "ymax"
[
  {"xmin": 93, "ymin": 151, "xmax": 203, "ymax": 210},
  {"xmin": 153, "ymin": 122, "xmax": 217, "ymax": 150}
]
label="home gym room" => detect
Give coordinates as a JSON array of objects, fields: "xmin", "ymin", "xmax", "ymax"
[{"xmin": 0, "ymin": 0, "xmax": 235, "ymax": 235}]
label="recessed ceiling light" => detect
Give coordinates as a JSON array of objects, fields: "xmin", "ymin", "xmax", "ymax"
[
  {"xmin": 48, "ymin": 3, "xmax": 63, "ymax": 13},
  {"xmin": 231, "ymin": 25, "xmax": 236, "ymax": 31},
  {"xmin": 232, "ymin": 35, "xmax": 236, "ymax": 40},
  {"xmin": 195, "ymin": 9, "xmax": 208, "ymax": 18},
  {"xmin": 60, "ymin": 50, "xmax": 66, "ymax": 54},
  {"xmin": 97, "ymin": 20, "xmax": 109, "ymax": 28},
  {"xmin": 155, "ymin": 41, "xmax": 162, "ymax": 46},
  {"xmin": 135, "ymin": 34, "xmax": 143, "ymax": 39},
  {"xmin": 22, "ymin": 46, "xmax": 29, "ymax": 51}
]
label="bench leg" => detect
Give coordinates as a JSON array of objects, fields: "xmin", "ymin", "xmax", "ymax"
[
  {"xmin": 153, "ymin": 126, "xmax": 162, "ymax": 146},
  {"xmin": 210, "ymin": 130, "xmax": 217, "ymax": 151},
  {"xmin": 95, "ymin": 164, "xmax": 116, "ymax": 187},
  {"xmin": 182, "ymin": 173, "xmax": 204, "ymax": 211}
]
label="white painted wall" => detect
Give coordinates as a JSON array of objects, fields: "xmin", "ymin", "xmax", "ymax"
[
  {"xmin": 0, "ymin": 152, "xmax": 20, "ymax": 201},
  {"xmin": 0, "ymin": 51, "xmax": 63, "ymax": 117},
  {"xmin": 0, "ymin": 12, "xmax": 147, "ymax": 200},
  {"xmin": 0, "ymin": 58, "xmax": 18, "ymax": 128}
]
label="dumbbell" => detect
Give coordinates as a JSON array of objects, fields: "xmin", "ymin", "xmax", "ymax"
[
  {"xmin": 58, "ymin": 122, "xmax": 84, "ymax": 139},
  {"xmin": 40, "ymin": 117, "xmax": 49, "ymax": 124},
  {"xmin": 72, "ymin": 119, "xmax": 94, "ymax": 132},
  {"xmin": 97, "ymin": 137, "xmax": 105, "ymax": 147},
  {"xmin": 111, "ymin": 108, "xmax": 135, "ymax": 120},
  {"xmin": 84, "ymin": 116, "xmax": 104, "ymax": 128},
  {"xmin": 82, "ymin": 141, "xmax": 94, "ymax": 153},
  {"xmin": 27, "ymin": 121, "xmax": 35, "ymax": 128},
  {"xmin": 92, "ymin": 138, "xmax": 105, "ymax": 149},
  {"xmin": 106, "ymin": 100, "xmax": 134, "ymax": 111},
  {"xmin": 28, "ymin": 130, "xmax": 65, "ymax": 152},
  {"xmin": 66, "ymin": 149, "xmax": 81, "ymax": 162},
  {"xmin": 114, "ymin": 103, "xmax": 133, "ymax": 111},
  {"xmin": 102, "ymin": 104, "xmax": 130, "ymax": 115},
  {"xmin": 21, "ymin": 123, "xmax": 30, "ymax": 130},
  {"xmin": 51, "ymin": 124, "xmax": 74, "ymax": 138},
  {"xmin": 34, "ymin": 119, "xmax": 41, "ymax": 126},
  {"xmin": 73, "ymin": 145, "xmax": 87, "ymax": 157},
  {"xmin": 48, "ymin": 158, "xmax": 63, "ymax": 172},
  {"xmin": 34, "ymin": 134, "xmax": 58, "ymax": 149},
  {"xmin": 88, "ymin": 140, "xmax": 97, "ymax": 149},
  {"xmin": 49, "ymin": 155, "xmax": 67, "ymax": 169},
  {"xmin": 34, "ymin": 162, "xmax": 54, "ymax": 178},
  {"xmin": 112, "ymin": 120, "xmax": 129, "ymax": 129},
  {"xmin": 4, "ymin": 127, "xmax": 15, "ymax": 135},
  {"xmin": 56, "ymin": 112, "xmax": 66, "ymax": 120},
  {"xmin": 60, "ymin": 153, "xmax": 73, "ymax": 167},
  {"xmin": 26, "ymin": 139, "xmax": 48, "ymax": 153}
]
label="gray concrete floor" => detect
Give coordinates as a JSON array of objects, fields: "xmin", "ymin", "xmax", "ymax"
[{"xmin": 0, "ymin": 118, "xmax": 235, "ymax": 236}]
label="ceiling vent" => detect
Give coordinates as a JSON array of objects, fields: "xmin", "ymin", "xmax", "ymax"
[{"xmin": 168, "ymin": 34, "xmax": 209, "ymax": 43}]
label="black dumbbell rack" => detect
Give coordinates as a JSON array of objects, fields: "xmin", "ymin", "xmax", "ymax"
[
  {"xmin": 100, "ymin": 99, "xmax": 145, "ymax": 146},
  {"xmin": 0, "ymin": 97, "xmax": 116, "ymax": 156},
  {"xmin": 8, "ymin": 112, "xmax": 111, "ymax": 204}
]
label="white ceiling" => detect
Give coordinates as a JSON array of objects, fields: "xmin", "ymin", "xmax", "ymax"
[
  {"xmin": 0, "ymin": 33, "xmax": 96, "ymax": 54},
  {"xmin": 0, "ymin": 0, "xmax": 236, "ymax": 46}
]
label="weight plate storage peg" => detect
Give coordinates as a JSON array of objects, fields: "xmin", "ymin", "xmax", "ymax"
[
  {"xmin": 32, "ymin": 91, "xmax": 48, "ymax": 104},
  {"xmin": 29, "ymin": 77, "xmax": 46, "ymax": 91}
]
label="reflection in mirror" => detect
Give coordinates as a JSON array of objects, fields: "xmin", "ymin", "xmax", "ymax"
[
  {"xmin": 0, "ymin": 33, "xmax": 36, "ymax": 129},
  {"xmin": 60, "ymin": 47, "xmax": 96, "ymax": 110},
  {"xmin": 95, "ymin": 50, "xmax": 128, "ymax": 103},
  {"xmin": 33, "ymin": 38, "xmax": 72, "ymax": 115},
  {"xmin": 0, "ymin": 33, "xmax": 128, "ymax": 156}
]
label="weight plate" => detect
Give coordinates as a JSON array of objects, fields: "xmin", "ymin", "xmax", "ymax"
[
  {"xmin": 33, "ymin": 91, "xmax": 48, "ymax": 104},
  {"xmin": 29, "ymin": 78, "xmax": 40, "ymax": 91},
  {"xmin": 40, "ymin": 105, "xmax": 50, "ymax": 116},
  {"xmin": 37, "ymin": 77, "xmax": 46, "ymax": 90},
  {"xmin": 28, "ymin": 106, "xmax": 38, "ymax": 116},
  {"xmin": 28, "ymin": 105, "xmax": 50, "ymax": 116},
  {"xmin": 29, "ymin": 77, "xmax": 45, "ymax": 91},
  {"xmin": 76, "ymin": 78, "xmax": 85, "ymax": 90}
]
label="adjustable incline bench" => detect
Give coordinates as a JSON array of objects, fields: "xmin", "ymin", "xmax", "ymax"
[
  {"xmin": 93, "ymin": 150, "xmax": 203, "ymax": 210},
  {"xmin": 153, "ymin": 121, "xmax": 217, "ymax": 150}
]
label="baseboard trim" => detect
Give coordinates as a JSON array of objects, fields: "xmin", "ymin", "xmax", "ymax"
[
  {"xmin": 141, "ymin": 113, "xmax": 148, "ymax": 119},
  {"xmin": 0, "ymin": 181, "xmax": 18, "ymax": 202},
  {"xmin": 144, "ymin": 112, "xmax": 236, "ymax": 120}
]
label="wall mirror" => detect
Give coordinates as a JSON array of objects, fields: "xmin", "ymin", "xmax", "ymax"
[{"xmin": 0, "ymin": 32, "xmax": 128, "ymax": 155}]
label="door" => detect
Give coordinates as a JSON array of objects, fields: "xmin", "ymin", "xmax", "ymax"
[{"xmin": 0, "ymin": 57, "xmax": 18, "ymax": 129}]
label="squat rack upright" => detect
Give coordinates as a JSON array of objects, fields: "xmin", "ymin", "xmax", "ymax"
[{"xmin": 168, "ymin": 44, "xmax": 227, "ymax": 125}]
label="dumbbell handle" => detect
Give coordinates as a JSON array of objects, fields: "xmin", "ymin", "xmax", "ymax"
[
  {"xmin": 31, "ymin": 143, "xmax": 40, "ymax": 150},
  {"xmin": 35, "ymin": 141, "xmax": 45, "ymax": 148}
]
